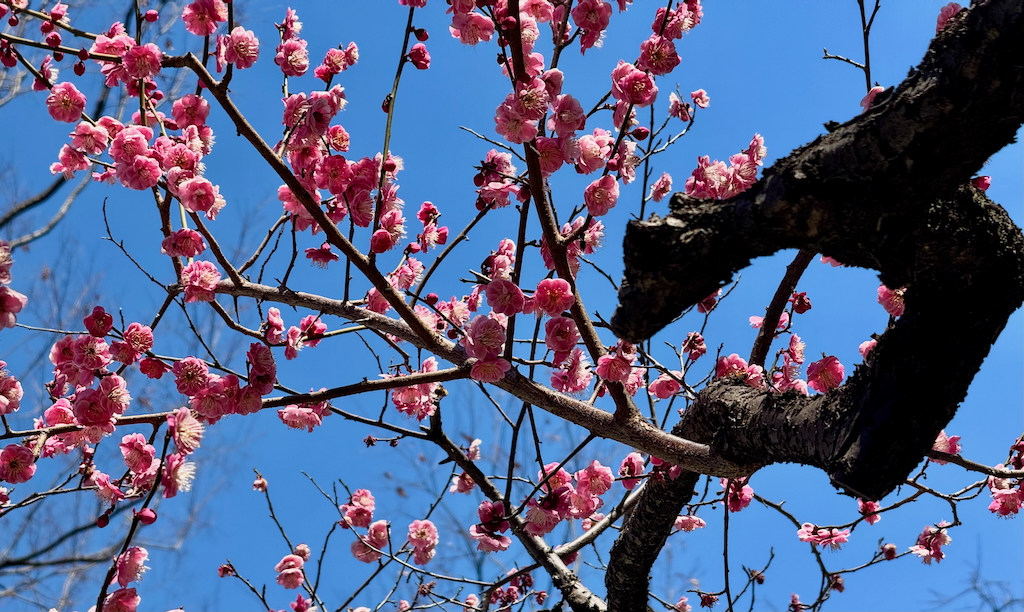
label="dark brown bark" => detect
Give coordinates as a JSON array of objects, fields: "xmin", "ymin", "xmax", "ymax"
[{"xmin": 606, "ymin": 1, "xmax": 1024, "ymax": 609}]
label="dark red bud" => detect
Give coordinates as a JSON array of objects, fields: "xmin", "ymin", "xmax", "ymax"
[{"xmin": 414, "ymin": 28, "xmax": 429, "ymax": 41}]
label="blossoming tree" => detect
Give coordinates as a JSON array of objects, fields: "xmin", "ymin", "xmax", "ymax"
[{"xmin": 0, "ymin": 0, "xmax": 1022, "ymax": 611}]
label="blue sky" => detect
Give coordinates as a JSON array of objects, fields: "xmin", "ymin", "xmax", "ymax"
[{"xmin": 0, "ymin": 1, "xmax": 1020, "ymax": 611}]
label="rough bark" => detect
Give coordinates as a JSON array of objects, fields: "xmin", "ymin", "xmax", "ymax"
[{"xmin": 607, "ymin": 1, "xmax": 1024, "ymax": 609}]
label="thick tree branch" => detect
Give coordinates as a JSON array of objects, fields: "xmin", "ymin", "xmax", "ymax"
[{"xmin": 607, "ymin": 1, "xmax": 1024, "ymax": 609}]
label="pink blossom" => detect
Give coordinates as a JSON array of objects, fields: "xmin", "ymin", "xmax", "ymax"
[
  {"xmin": 103, "ymin": 588, "xmax": 141, "ymax": 612},
  {"xmin": 471, "ymin": 357, "xmax": 511, "ymax": 383},
  {"xmin": 796, "ymin": 522, "xmax": 850, "ymax": 550},
  {"xmin": 0, "ymin": 367, "xmax": 22, "ymax": 416},
  {"xmin": 265, "ymin": 307, "xmax": 285, "ymax": 345},
  {"xmin": 277, "ymin": 396, "xmax": 331, "ymax": 432},
  {"xmin": 690, "ymin": 89, "xmax": 710, "ymax": 108},
  {"xmin": 161, "ymin": 229, "xmax": 206, "ymax": 258},
  {"xmin": 450, "ymin": 471, "xmax": 475, "ymax": 494},
  {"xmin": 161, "ymin": 452, "xmax": 196, "ymax": 498},
  {"xmin": 649, "ymin": 172, "xmax": 673, "ymax": 202},
  {"xmin": 638, "ymin": 35, "xmax": 680, "ymax": 75},
  {"xmin": 167, "ymin": 407, "xmax": 204, "ymax": 454},
  {"xmin": 807, "ymin": 356, "xmax": 844, "ymax": 393},
  {"xmin": 485, "ymin": 279, "xmax": 525, "ymax": 316},
  {"xmin": 84, "ymin": 306, "xmax": 114, "ymax": 337},
  {"xmin": 179, "ymin": 177, "xmax": 226, "ymax": 219},
  {"xmin": 116, "ymin": 546, "xmax": 149, "ymax": 587},
  {"xmin": 672, "ymin": 596, "xmax": 693, "ymax": 612},
  {"xmin": 70, "ymin": 121, "xmax": 109, "ymax": 155},
  {"xmin": 668, "ymin": 92, "xmax": 692, "ymax": 121},
  {"xmin": 116, "ymin": 155, "xmax": 162, "ymax": 191},
  {"xmin": 534, "ymin": 278, "xmax": 575, "ymax": 317},
  {"xmin": 858, "ymin": 339, "xmax": 878, "ymax": 358},
  {"xmin": 172, "ymin": 357, "xmax": 210, "ymax": 396},
  {"xmin": 877, "ymin": 284, "xmax": 906, "ymax": 317},
  {"xmin": 936, "ymin": 3, "xmax": 963, "ymax": 33},
  {"xmin": 450, "ymin": 11, "xmax": 495, "ymax": 45},
  {"xmin": 462, "ymin": 315, "xmax": 506, "ymax": 360},
  {"xmin": 618, "ymin": 452, "xmax": 644, "ymax": 490},
  {"xmin": 182, "ymin": 0, "xmax": 227, "ymax": 36},
  {"xmin": 223, "ymin": 26, "xmax": 260, "ymax": 69},
  {"xmin": 407, "ymin": 519, "xmax": 439, "ymax": 564},
  {"xmin": 0, "ymin": 444, "xmax": 36, "ymax": 483},
  {"xmin": 571, "ymin": 0, "xmax": 612, "ymax": 53},
  {"xmin": 98, "ymin": 374, "xmax": 131, "ymax": 414},
  {"xmin": 675, "ymin": 515, "xmax": 706, "ymax": 532},
  {"xmin": 50, "ymin": 145, "xmax": 89, "ymax": 179},
  {"xmin": 987, "ymin": 470, "xmax": 1024, "ymax": 517},
  {"xmin": 494, "ymin": 101, "xmax": 538, "ymax": 144},
  {"xmin": 73, "ymin": 334, "xmax": 112, "ymax": 371},
  {"xmin": 648, "ymin": 372, "xmax": 683, "ymax": 399},
  {"xmin": 584, "ymin": 175, "xmax": 620, "ymax": 216},
  {"xmin": 171, "ymin": 94, "xmax": 210, "ymax": 128},
  {"xmin": 721, "ymin": 477, "xmax": 754, "ymax": 512},
  {"xmin": 596, "ymin": 353, "xmax": 632, "ymax": 384},
  {"xmin": 547, "ymin": 94, "xmax": 586, "ymax": 136},
  {"xmin": 681, "ymin": 331, "xmax": 706, "ymax": 361},
  {"xmin": 275, "ymin": 553, "xmax": 305, "ymax": 589},
  {"xmin": 697, "ymin": 289, "xmax": 720, "ymax": 313},
  {"xmin": 860, "ymin": 85, "xmax": 885, "ymax": 112},
  {"xmin": 46, "ymin": 82, "xmax": 87, "ymax": 123},
  {"xmin": 139, "ymin": 357, "xmax": 170, "ymax": 379},
  {"xmin": 716, "ymin": 353, "xmax": 749, "ymax": 378},
  {"xmin": 122, "ymin": 43, "xmax": 162, "ymax": 80},
  {"xmin": 120, "ymin": 433, "xmax": 156, "ymax": 473},
  {"xmin": 930, "ymin": 430, "xmax": 961, "ymax": 464},
  {"xmin": 544, "ymin": 316, "xmax": 580, "ymax": 360},
  {"xmin": 971, "ymin": 175, "xmax": 991, "ymax": 191},
  {"xmin": 908, "ymin": 522, "xmax": 952, "ymax": 564},
  {"xmin": 576, "ymin": 460, "xmax": 614, "ymax": 497},
  {"xmin": 610, "ymin": 61, "xmax": 658, "ymax": 107},
  {"xmin": 351, "ymin": 520, "xmax": 389, "ymax": 563},
  {"xmin": 276, "ymin": 38, "xmax": 310, "ymax": 77},
  {"xmin": 180, "ymin": 260, "xmax": 221, "ymax": 303},
  {"xmin": 858, "ymin": 498, "xmax": 882, "ymax": 525},
  {"xmin": 408, "ymin": 43, "xmax": 430, "ymax": 69},
  {"xmin": 551, "ymin": 348, "xmax": 593, "ymax": 394}
]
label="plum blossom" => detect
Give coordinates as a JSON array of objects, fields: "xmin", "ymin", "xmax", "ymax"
[
  {"xmin": 690, "ymin": 89, "xmax": 710, "ymax": 108},
  {"xmin": 722, "ymin": 477, "xmax": 754, "ymax": 512},
  {"xmin": 908, "ymin": 522, "xmax": 952, "ymax": 564},
  {"xmin": 571, "ymin": 0, "xmax": 612, "ymax": 53},
  {"xmin": 649, "ymin": 172, "xmax": 672, "ymax": 202},
  {"xmin": 584, "ymin": 175, "xmax": 619, "ymax": 216},
  {"xmin": 275, "ymin": 554, "xmax": 305, "ymax": 589},
  {"xmin": 222, "ymin": 26, "xmax": 260, "ymax": 69},
  {"xmin": 0, "ymin": 444, "xmax": 36, "ymax": 483},
  {"xmin": 407, "ymin": 519, "xmax": 439, "ymax": 565},
  {"xmin": 182, "ymin": 0, "xmax": 227, "ymax": 36},
  {"xmin": 858, "ymin": 498, "xmax": 882, "ymax": 525},
  {"xmin": 930, "ymin": 430, "xmax": 961, "ymax": 464},
  {"xmin": 675, "ymin": 515, "xmax": 706, "ymax": 532},
  {"xmin": 987, "ymin": 468, "xmax": 1024, "ymax": 517},
  {"xmin": 534, "ymin": 278, "xmax": 575, "ymax": 317},
  {"xmin": 797, "ymin": 523, "xmax": 851, "ymax": 550},
  {"xmin": 877, "ymin": 284, "xmax": 906, "ymax": 317},
  {"xmin": 46, "ymin": 82, "xmax": 87, "ymax": 123},
  {"xmin": 618, "ymin": 452, "xmax": 644, "ymax": 490},
  {"xmin": 936, "ymin": 3, "xmax": 963, "ymax": 33},
  {"xmin": 180, "ymin": 260, "xmax": 221, "ymax": 303},
  {"xmin": 351, "ymin": 520, "xmax": 389, "ymax": 563},
  {"xmin": 806, "ymin": 355, "xmax": 844, "ymax": 393},
  {"xmin": 115, "ymin": 547, "xmax": 149, "ymax": 587},
  {"xmin": 610, "ymin": 60, "xmax": 658, "ymax": 107}
]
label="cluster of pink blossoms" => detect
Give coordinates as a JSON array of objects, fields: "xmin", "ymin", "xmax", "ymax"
[
  {"xmin": 263, "ymin": 307, "xmax": 327, "ymax": 361},
  {"xmin": 407, "ymin": 519, "xmax": 439, "ymax": 564},
  {"xmin": 274, "ymin": 546, "xmax": 308, "ymax": 589},
  {"xmin": 908, "ymin": 521, "xmax": 952, "ymax": 563},
  {"xmin": 0, "ymin": 242, "xmax": 27, "ymax": 331},
  {"xmin": 685, "ymin": 133, "xmax": 767, "ymax": 200},
  {"xmin": 797, "ymin": 522, "xmax": 851, "ymax": 550},
  {"xmin": 388, "ymin": 357, "xmax": 441, "ymax": 420}
]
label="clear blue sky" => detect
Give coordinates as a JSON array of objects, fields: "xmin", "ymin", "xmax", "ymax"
[{"xmin": 0, "ymin": 1, "xmax": 1020, "ymax": 611}]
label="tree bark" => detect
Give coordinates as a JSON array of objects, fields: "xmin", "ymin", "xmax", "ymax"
[{"xmin": 607, "ymin": 0, "xmax": 1024, "ymax": 609}]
